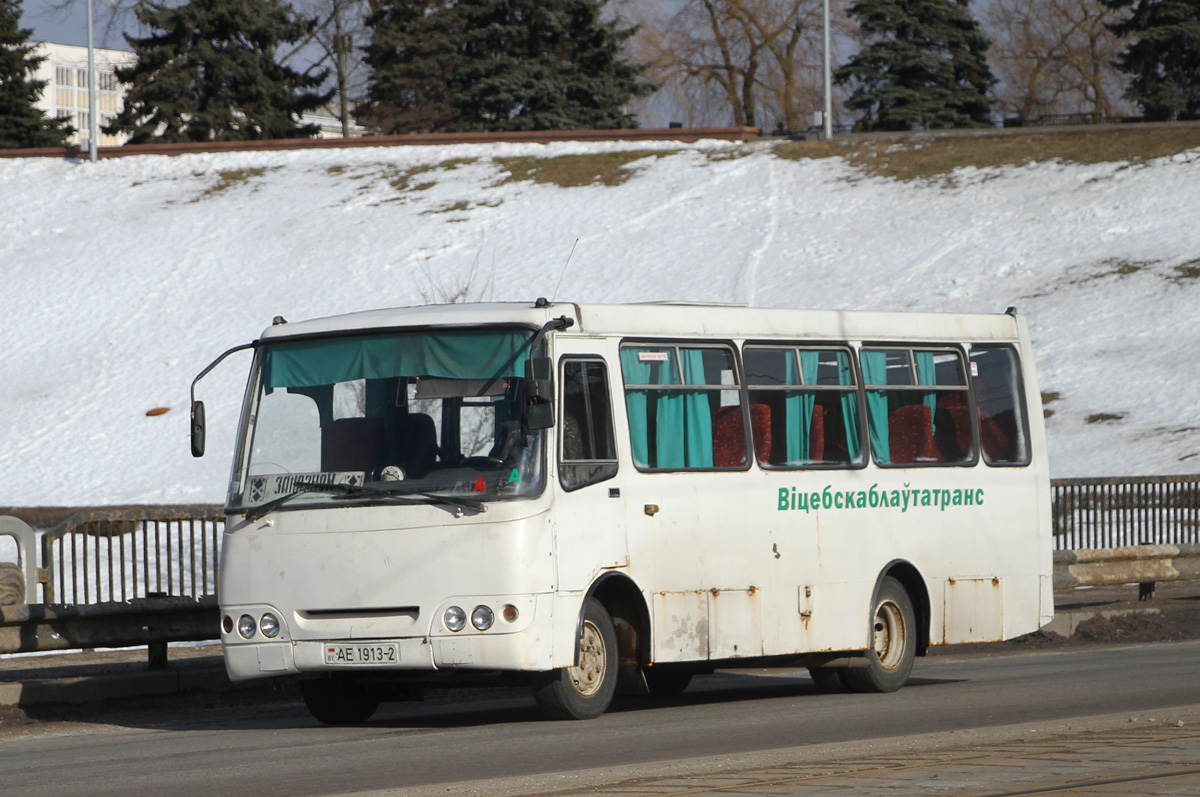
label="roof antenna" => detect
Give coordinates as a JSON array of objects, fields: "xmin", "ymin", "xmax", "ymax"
[{"xmin": 551, "ymin": 238, "xmax": 580, "ymax": 303}]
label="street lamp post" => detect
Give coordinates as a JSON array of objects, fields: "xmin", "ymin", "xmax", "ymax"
[
  {"xmin": 823, "ymin": 0, "xmax": 832, "ymax": 140},
  {"xmin": 86, "ymin": 0, "xmax": 98, "ymax": 162}
]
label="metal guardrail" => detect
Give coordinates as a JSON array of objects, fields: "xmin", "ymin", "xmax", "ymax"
[
  {"xmin": 0, "ymin": 509, "xmax": 224, "ymax": 659},
  {"xmin": 1051, "ymin": 475, "xmax": 1200, "ymax": 551},
  {"xmin": 39, "ymin": 508, "xmax": 223, "ymax": 605},
  {"xmin": 0, "ymin": 475, "xmax": 1197, "ymax": 657}
]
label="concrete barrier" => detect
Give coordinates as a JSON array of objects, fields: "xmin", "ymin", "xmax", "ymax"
[{"xmin": 1053, "ymin": 544, "xmax": 1200, "ymax": 592}]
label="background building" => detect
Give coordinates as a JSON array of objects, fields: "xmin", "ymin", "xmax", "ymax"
[
  {"xmin": 30, "ymin": 41, "xmax": 136, "ymax": 148},
  {"xmin": 29, "ymin": 41, "xmax": 362, "ymax": 145}
]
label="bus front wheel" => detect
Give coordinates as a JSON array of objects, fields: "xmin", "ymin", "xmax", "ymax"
[
  {"xmin": 300, "ymin": 675, "xmax": 380, "ymax": 725},
  {"xmin": 530, "ymin": 599, "xmax": 618, "ymax": 720},
  {"xmin": 842, "ymin": 576, "xmax": 916, "ymax": 694}
]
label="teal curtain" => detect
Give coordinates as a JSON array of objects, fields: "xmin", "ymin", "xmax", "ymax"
[
  {"xmin": 914, "ymin": 351, "xmax": 938, "ymax": 431},
  {"xmin": 838, "ymin": 354, "xmax": 861, "ymax": 462},
  {"xmin": 784, "ymin": 353, "xmax": 801, "ymax": 463},
  {"xmin": 785, "ymin": 351, "xmax": 819, "ymax": 463},
  {"xmin": 860, "ymin": 351, "xmax": 890, "ymax": 463},
  {"xmin": 620, "ymin": 349, "xmax": 653, "ymax": 467},
  {"xmin": 264, "ymin": 329, "xmax": 531, "ymax": 389},
  {"xmin": 657, "ymin": 350, "xmax": 712, "ymax": 468}
]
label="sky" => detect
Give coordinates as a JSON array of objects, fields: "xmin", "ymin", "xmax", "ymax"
[
  {"xmin": 2, "ymin": 136, "xmax": 1199, "ymax": 510},
  {"xmin": 24, "ymin": 0, "xmax": 135, "ymax": 49}
]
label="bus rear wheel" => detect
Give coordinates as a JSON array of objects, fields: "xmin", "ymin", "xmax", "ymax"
[
  {"xmin": 300, "ymin": 675, "xmax": 380, "ymax": 725},
  {"xmin": 530, "ymin": 599, "xmax": 618, "ymax": 720},
  {"xmin": 842, "ymin": 576, "xmax": 916, "ymax": 694}
]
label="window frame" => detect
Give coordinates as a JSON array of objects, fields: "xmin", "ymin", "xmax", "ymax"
[
  {"xmin": 967, "ymin": 343, "xmax": 1033, "ymax": 468},
  {"xmin": 860, "ymin": 343, "xmax": 978, "ymax": 469},
  {"xmin": 558, "ymin": 356, "xmax": 619, "ymax": 491},
  {"xmin": 742, "ymin": 341, "xmax": 868, "ymax": 471},
  {"xmin": 619, "ymin": 339, "xmax": 748, "ymax": 473}
]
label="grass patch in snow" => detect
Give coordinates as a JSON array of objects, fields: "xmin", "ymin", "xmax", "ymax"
[
  {"xmin": 494, "ymin": 150, "xmax": 675, "ymax": 188},
  {"xmin": 185, "ymin": 167, "xmax": 273, "ymax": 201},
  {"xmin": 1041, "ymin": 391, "xmax": 1061, "ymax": 418},
  {"xmin": 1169, "ymin": 259, "xmax": 1200, "ymax": 284},
  {"xmin": 337, "ymin": 159, "xmax": 478, "ymax": 195},
  {"xmin": 1086, "ymin": 412, "xmax": 1125, "ymax": 424},
  {"xmin": 1070, "ymin": 259, "xmax": 1149, "ymax": 285},
  {"xmin": 771, "ymin": 123, "xmax": 1200, "ymax": 180}
]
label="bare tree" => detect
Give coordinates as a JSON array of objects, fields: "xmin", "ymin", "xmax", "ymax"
[
  {"xmin": 284, "ymin": 0, "xmax": 374, "ymax": 135},
  {"xmin": 622, "ymin": 0, "xmax": 844, "ymax": 132},
  {"xmin": 985, "ymin": 0, "xmax": 1130, "ymax": 121}
]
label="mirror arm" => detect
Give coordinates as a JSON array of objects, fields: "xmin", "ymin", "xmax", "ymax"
[
  {"xmin": 190, "ymin": 342, "xmax": 255, "ymax": 408},
  {"xmin": 189, "ymin": 341, "xmax": 255, "ymax": 458},
  {"xmin": 528, "ymin": 315, "xmax": 574, "ymax": 354}
]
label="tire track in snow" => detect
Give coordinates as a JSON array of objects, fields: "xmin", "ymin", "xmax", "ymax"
[{"xmin": 737, "ymin": 156, "xmax": 780, "ymax": 305}]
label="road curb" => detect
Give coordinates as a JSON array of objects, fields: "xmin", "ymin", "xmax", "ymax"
[{"xmin": 0, "ymin": 666, "xmax": 237, "ymax": 708}]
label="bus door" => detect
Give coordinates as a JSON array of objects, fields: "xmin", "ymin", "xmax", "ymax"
[{"xmin": 552, "ymin": 350, "xmax": 627, "ymax": 593}]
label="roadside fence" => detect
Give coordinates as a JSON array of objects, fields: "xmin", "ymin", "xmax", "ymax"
[
  {"xmin": 1052, "ymin": 475, "xmax": 1200, "ymax": 551},
  {"xmin": 0, "ymin": 474, "xmax": 1198, "ymax": 655},
  {"xmin": 0, "ymin": 509, "xmax": 223, "ymax": 659}
]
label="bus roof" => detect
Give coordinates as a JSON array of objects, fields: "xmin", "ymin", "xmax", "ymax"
[{"xmin": 257, "ymin": 300, "xmax": 1026, "ymax": 345}]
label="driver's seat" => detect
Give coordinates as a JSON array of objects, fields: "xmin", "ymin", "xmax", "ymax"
[{"xmin": 398, "ymin": 413, "xmax": 438, "ymax": 478}]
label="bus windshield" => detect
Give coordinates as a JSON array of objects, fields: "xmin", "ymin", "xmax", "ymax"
[{"xmin": 227, "ymin": 327, "xmax": 545, "ymax": 514}]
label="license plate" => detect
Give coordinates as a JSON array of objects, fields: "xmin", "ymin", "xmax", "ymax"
[{"xmin": 324, "ymin": 643, "xmax": 399, "ymax": 665}]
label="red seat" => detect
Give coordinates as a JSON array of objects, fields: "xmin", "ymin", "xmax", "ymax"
[
  {"xmin": 713, "ymin": 404, "xmax": 772, "ymax": 466},
  {"xmin": 937, "ymin": 393, "xmax": 972, "ymax": 455},
  {"xmin": 980, "ymin": 415, "xmax": 1013, "ymax": 461},
  {"xmin": 888, "ymin": 404, "xmax": 939, "ymax": 464},
  {"xmin": 809, "ymin": 405, "xmax": 826, "ymax": 461}
]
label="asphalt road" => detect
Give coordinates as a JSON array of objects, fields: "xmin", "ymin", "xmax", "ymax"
[{"xmin": 4, "ymin": 642, "xmax": 1200, "ymax": 796}]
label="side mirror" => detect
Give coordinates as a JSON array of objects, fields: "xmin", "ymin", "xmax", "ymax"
[
  {"xmin": 525, "ymin": 403, "xmax": 554, "ymax": 431},
  {"xmin": 191, "ymin": 400, "xmax": 206, "ymax": 457},
  {"xmin": 524, "ymin": 357, "xmax": 554, "ymax": 430},
  {"xmin": 525, "ymin": 356, "xmax": 552, "ymax": 402}
]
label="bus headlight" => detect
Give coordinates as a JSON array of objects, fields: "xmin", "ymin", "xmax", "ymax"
[
  {"xmin": 444, "ymin": 606, "xmax": 466, "ymax": 632},
  {"xmin": 237, "ymin": 614, "xmax": 257, "ymax": 639},
  {"xmin": 260, "ymin": 613, "xmax": 280, "ymax": 638},
  {"xmin": 471, "ymin": 605, "xmax": 494, "ymax": 631}
]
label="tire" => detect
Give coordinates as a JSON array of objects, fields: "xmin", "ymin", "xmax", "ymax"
[
  {"xmin": 841, "ymin": 576, "xmax": 916, "ymax": 694},
  {"xmin": 530, "ymin": 599, "xmax": 618, "ymax": 720},
  {"xmin": 300, "ymin": 675, "xmax": 381, "ymax": 725},
  {"xmin": 643, "ymin": 666, "xmax": 693, "ymax": 698},
  {"xmin": 808, "ymin": 666, "xmax": 849, "ymax": 693}
]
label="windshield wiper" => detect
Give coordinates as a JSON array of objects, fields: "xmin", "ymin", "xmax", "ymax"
[
  {"xmin": 242, "ymin": 480, "xmax": 484, "ymax": 521},
  {"xmin": 243, "ymin": 480, "xmax": 345, "ymax": 522},
  {"xmin": 346, "ymin": 482, "xmax": 487, "ymax": 513}
]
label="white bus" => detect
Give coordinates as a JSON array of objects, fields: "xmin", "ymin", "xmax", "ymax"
[{"xmin": 191, "ymin": 300, "xmax": 1052, "ymax": 723}]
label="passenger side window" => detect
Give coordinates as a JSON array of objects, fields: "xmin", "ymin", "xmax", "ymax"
[
  {"xmin": 620, "ymin": 344, "xmax": 740, "ymax": 470},
  {"xmin": 743, "ymin": 345, "xmax": 864, "ymax": 468},
  {"xmin": 560, "ymin": 359, "xmax": 618, "ymax": 490},
  {"xmin": 969, "ymin": 346, "xmax": 1031, "ymax": 466},
  {"xmin": 861, "ymin": 347, "xmax": 974, "ymax": 466}
]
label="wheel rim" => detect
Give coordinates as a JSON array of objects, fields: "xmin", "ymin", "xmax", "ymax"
[
  {"xmin": 872, "ymin": 599, "xmax": 906, "ymax": 671},
  {"xmin": 568, "ymin": 619, "xmax": 607, "ymax": 696}
]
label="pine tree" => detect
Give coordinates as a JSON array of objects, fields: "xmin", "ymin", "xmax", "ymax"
[
  {"xmin": 360, "ymin": 0, "xmax": 652, "ymax": 134},
  {"xmin": 836, "ymin": 0, "xmax": 997, "ymax": 131},
  {"xmin": 106, "ymin": 0, "xmax": 331, "ymax": 143},
  {"xmin": 1104, "ymin": 0, "xmax": 1200, "ymax": 121},
  {"xmin": 0, "ymin": 0, "xmax": 72, "ymax": 148}
]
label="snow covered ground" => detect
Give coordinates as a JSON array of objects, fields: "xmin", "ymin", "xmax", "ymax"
[{"xmin": 2, "ymin": 136, "xmax": 1198, "ymax": 508}]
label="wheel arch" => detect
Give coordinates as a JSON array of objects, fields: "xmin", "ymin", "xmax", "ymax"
[
  {"xmin": 584, "ymin": 571, "xmax": 651, "ymax": 668},
  {"xmin": 872, "ymin": 560, "xmax": 931, "ymax": 656}
]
